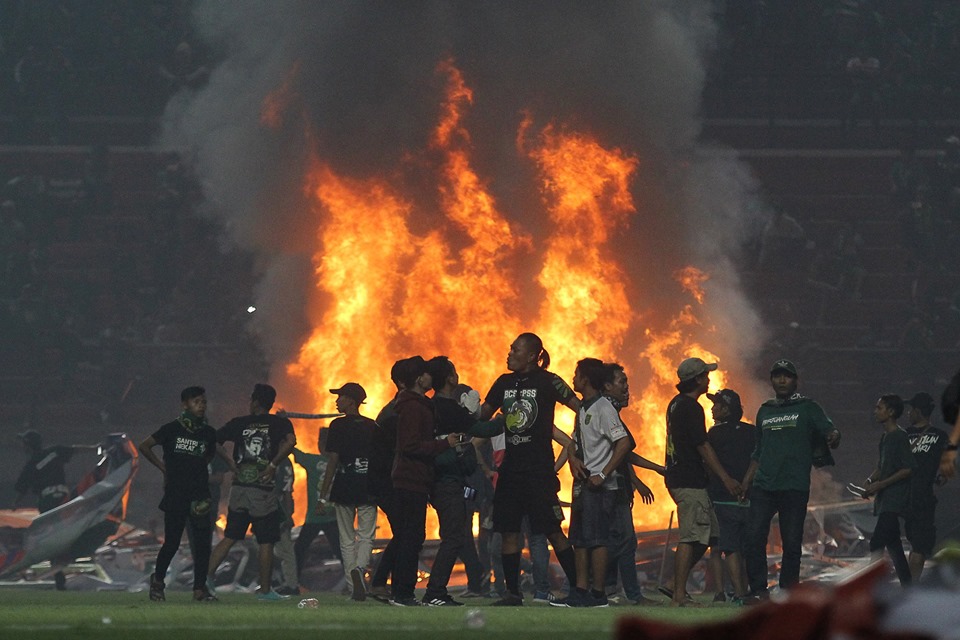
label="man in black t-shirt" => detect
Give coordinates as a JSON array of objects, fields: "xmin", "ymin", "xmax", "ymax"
[
  {"xmin": 903, "ymin": 392, "xmax": 949, "ymax": 580},
  {"xmin": 207, "ymin": 383, "xmax": 296, "ymax": 602},
  {"xmin": 475, "ymin": 332, "xmax": 580, "ymax": 607},
  {"xmin": 421, "ymin": 355, "xmax": 479, "ymax": 606},
  {"xmin": 664, "ymin": 358, "xmax": 741, "ymax": 607},
  {"xmin": 318, "ymin": 382, "xmax": 377, "ymax": 601},
  {"xmin": 138, "ymin": 386, "xmax": 218, "ymax": 602}
]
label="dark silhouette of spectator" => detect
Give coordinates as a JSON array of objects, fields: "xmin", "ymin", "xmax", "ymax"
[
  {"xmin": 843, "ymin": 45, "xmax": 881, "ymax": 137},
  {"xmin": 932, "ymin": 135, "xmax": 960, "ymax": 218},
  {"xmin": 898, "ymin": 307, "xmax": 935, "ymax": 351},
  {"xmin": 899, "ymin": 185, "xmax": 940, "ymax": 269},
  {"xmin": 757, "ymin": 207, "xmax": 808, "ymax": 270},
  {"xmin": 80, "ymin": 145, "xmax": 113, "ymax": 217},
  {"xmin": 832, "ymin": 224, "xmax": 866, "ymax": 301},
  {"xmin": 158, "ymin": 41, "xmax": 209, "ymax": 96},
  {"xmin": 889, "ymin": 145, "xmax": 928, "ymax": 207}
]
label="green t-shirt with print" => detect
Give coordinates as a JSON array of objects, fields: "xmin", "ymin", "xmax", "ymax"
[{"xmin": 753, "ymin": 394, "xmax": 837, "ymax": 492}]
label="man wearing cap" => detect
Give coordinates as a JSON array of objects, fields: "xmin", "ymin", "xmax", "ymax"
[
  {"xmin": 903, "ymin": 391, "xmax": 949, "ymax": 580},
  {"xmin": 664, "ymin": 357, "xmax": 743, "ymax": 607},
  {"xmin": 208, "ymin": 383, "xmax": 296, "ymax": 601},
  {"xmin": 15, "ymin": 429, "xmax": 98, "ymax": 590},
  {"xmin": 318, "ymin": 382, "xmax": 378, "ymax": 601},
  {"xmin": 742, "ymin": 359, "xmax": 840, "ymax": 599},
  {"xmin": 705, "ymin": 389, "xmax": 755, "ymax": 603}
]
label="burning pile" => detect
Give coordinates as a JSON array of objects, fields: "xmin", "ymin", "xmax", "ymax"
[{"xmin": 276, "ymin": 60, "xmax": 729, "ymax": 532}]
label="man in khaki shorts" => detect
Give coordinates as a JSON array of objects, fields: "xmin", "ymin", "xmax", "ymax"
[{"xmin": 663, "ymin": 358, "xmax": 742, "ymax": 607}]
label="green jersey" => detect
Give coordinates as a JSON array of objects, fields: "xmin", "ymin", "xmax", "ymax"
[{"xmin": 753, "ymin": 393, "xmax": 837, "ymax": 492}]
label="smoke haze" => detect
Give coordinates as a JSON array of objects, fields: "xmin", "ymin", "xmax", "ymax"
[{"xmin": 160, "ymin": 0, "xmax": 770, "ymax": 410}]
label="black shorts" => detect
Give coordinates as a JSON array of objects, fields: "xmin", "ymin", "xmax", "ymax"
[
  {"xmin": 905, "ymin": 505, "xmax": 936, "ymax": 557},
  {"xmin": 224, "ymin": 508, "xmax": 281, "ymax": 544},
  {"xmin": 568, "ymin": 486, "xmax": 616, "ymax": 548},
  {"xmin": 492, "ymin": 473, "xmax": 563, "ymax": 536},
  {"xmin": 713, "ymin": 503, "xmax": 749, "ymax": 554}
]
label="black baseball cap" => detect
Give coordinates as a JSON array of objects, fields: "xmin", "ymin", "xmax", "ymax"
[
  {"xmin": 707, "ymin": 389, "xmax": 742, "ymax": 412},
  {"xmin": 770, "ymin": 359, "xmax": 798, "ymax": 377},
  {"xmin": 330, "ymin": 382, "xmax": 367, "ymax": 405}
]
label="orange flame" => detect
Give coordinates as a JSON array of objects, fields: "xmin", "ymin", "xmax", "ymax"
[
  {"xmin": 674, "ymin": 266, "xmax": 709, "ymax": 304},
  {"xmin": 283, "ymin": 60, "xmax": 734, "ymax": 534}
]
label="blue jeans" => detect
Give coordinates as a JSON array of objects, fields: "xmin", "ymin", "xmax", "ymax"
[{"xmin": 744, "ymin": 487, "xmax": 809, "ymax": 593}]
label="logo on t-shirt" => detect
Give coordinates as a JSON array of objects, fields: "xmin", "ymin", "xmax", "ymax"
[
  {"xmin": 174, "ymin": 436, "xmax": 206, "ymax": 457},
  {"xmin": 241, "ymin": 427, "xmax": 270, "ymax": 462},
  {"xmin": 911, "ymin": 432, "xmax": 942, "ymax": 454},
  {"xmin": 761, "ymin": 413, "xmax": 799, "ymax": 430},
  {"xmin": 503, "ymin": 388, "xmax": 538, "ymax": 440}
]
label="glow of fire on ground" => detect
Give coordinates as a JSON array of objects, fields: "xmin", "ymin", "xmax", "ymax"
[{"xmin": 275, "ymin": 60, "xmax": 731, "ymax": 540}]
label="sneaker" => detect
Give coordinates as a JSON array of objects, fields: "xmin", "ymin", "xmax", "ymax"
[
  {"xmin": 256, "ymin": 590, "xmax": 290, "ymax": 602},
  {"xmin": 713, "ymin": 591, "xmax": 726, "ymax": 603},
  {"xmin": 389, "ymin": 596, "xmax": 422, "ymax": 607},
  {"xmin": 549, "ymin": 591, "xmax": 585, "ymax": 608},
  {"xmin": 490, "ymin": 593, "xmax": 523, "ymax": 607},
  {"xmin": 205, "ymin": 576, "xmax": 218, "ymax": 595},
  {"xmin": 276, "ymin": 586, "xmax": 300, "ymax": 596},
  {"xmin": 532, "ymin": 591, "xmax": 557, "ymax": 604},
  {"xmin": 350, "ymin": 567, "xmax": 367, "ymax": 602},
  {"xmin": 369, "ymin": 585, "xmax": 391, "ymax": 603},
  {"xmin": 583, "ymin": 593, "xmax": 609, "ymax": 608},
  {"xmin": 423, "ymin": 595, "xmax": 464, "ymax": 607},
  {"xmin": 458, "ymin": 589, "xmax": 487, "ymax": 598},
  {"xmin": 193, "ymin": 587, "xmax": 218, "ymax": 603},
  {"xmin": 738, "ymin": 591, "xmax": 769, "ymax": 606},
  {"xmin": 149, "ymin": 575, "xmax": 165, "ymax": 602},
  {"xmin": 629, "ymin": 594, "xmax": 661, "ymax": 606}
]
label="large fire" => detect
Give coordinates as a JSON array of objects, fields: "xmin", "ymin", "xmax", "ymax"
[{"xmin": 280, "ymin": 60, "xmax": 730, "ymax": 537}]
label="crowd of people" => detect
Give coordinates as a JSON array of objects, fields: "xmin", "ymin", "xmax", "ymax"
[
  {"xmin": 18, "ymin": 332, "xmax": 952, "ymax": 604},
  {"xmin": 710, "ymin": 0, "xmax": 960, "ymax": 123},
  {"xmin": 0, "ymin": 146, "xmax": 262, "ymax": 430}
]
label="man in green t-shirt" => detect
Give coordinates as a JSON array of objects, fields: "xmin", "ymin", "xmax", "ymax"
[{"xmin": 741, "ymin": 360, "xmax": 840, "ymax": 600}]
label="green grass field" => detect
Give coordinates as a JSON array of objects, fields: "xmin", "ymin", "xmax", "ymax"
[{"xmin": 0, "ymin": 590, "xmax": 741, "ymax": 640}]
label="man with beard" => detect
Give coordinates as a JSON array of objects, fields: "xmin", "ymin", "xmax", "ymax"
[
  {"xmin": 208, "ymin": 384, "xmax": 296, "ymax": 601},
  {"xmin": 742, "ymin": 360, "xmax": 840, "ymax": 601}
]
